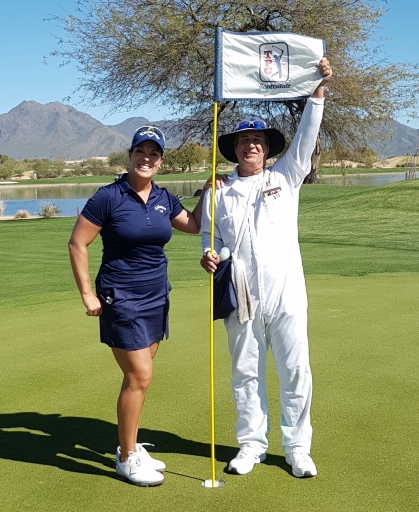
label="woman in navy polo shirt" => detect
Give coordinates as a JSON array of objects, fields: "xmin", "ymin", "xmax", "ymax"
[{"xmin": 69, "ymin": 126, "xmax": 215, "ymax": 486}]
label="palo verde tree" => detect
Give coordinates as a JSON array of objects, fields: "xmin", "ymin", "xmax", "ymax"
[
  {"xmin": 158, "ymin": 143, "xmax": 208, "ymax": 172},
  {"xmin": 108, "ymin": 150, "xmax": 130, "ymax": 171},
  {"xmin": 176, "ymin": 143, "xmax": 208, "ymax": 172},
  {"xmin": 50, "ymin": 0, "xmax": 419, "ymax": 182}
]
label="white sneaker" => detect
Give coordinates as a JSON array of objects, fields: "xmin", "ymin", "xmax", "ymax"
[
  {"xmin": 285, "ymin": 453, "xmax": 317, "ymax": 478},
  {"xmin": 136, "ymin": 443, "xmax": 166, "ymax": 472},
  {"xmin": 228, "ymin": 447, "xmax": 266, "ymax": 475},
  {"xmin": 115, "ymin": 447, "xmax": 164, "ymax": 486}
]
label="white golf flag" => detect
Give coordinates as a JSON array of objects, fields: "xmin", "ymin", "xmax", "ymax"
[{"xmin": 214, "ymin": 29, "xmax": 325, "ymax": 101}]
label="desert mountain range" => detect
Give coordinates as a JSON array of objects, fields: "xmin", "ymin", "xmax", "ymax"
[{"xmin": 0, "ymin": 100, "xmax": 418, "ymax": 160}]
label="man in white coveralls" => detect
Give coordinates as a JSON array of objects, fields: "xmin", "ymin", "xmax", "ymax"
[{"xmin": 200, "ymin": 57, "xmax": 332, "ymax": 478}]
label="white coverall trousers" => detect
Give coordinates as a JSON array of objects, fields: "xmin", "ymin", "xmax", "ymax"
[{"xmin": 225, "ymin": 256, "xmax": 313, "ymax": 456}]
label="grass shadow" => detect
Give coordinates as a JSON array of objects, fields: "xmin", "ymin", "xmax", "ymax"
[
  {"xmin": 0, "ymin": 413, "xmax": 290, "ymax": 478},
  {"xmin": 0, "ymin": 412, "xmax": 117, "ymax": 477},
  {"xmin": 139, "ymin": 428, "xmax": 291, "ymax": 476}
]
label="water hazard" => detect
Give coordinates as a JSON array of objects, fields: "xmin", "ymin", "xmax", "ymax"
[
  {"xmin": 0, "ymin": 173, "xmax": 417, "ymax": 217},
  {"xmin": 0, "ymin": 181, "xmax": 207, "ymax": 217},
  {"xmin": 318, "ymin": 172, "xmax": 419, "ymax": 187}
]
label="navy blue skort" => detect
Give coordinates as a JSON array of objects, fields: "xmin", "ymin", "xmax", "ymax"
[{"xmin": 96, "ymin": 280, "xmax": 171, "ymax": 350}]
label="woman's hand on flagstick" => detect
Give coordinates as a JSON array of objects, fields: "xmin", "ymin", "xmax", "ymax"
[{"xmin": 201, "ymin": 251, "xmax": 220, "ymax": 273}]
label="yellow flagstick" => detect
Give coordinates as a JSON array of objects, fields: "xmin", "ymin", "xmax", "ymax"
[{"xmin": 202, "ymin": 101, "xmax": 224, "ymax": 489}]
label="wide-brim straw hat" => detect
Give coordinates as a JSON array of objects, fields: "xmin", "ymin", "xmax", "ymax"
[{"xmin": 218, "ymin": 118, "xmax": 285, "ymax": 164}]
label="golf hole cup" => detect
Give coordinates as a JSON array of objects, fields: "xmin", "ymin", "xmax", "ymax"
[{"xmin": 219, "ymin": 247, "xmax": 230, "ymax": 261}]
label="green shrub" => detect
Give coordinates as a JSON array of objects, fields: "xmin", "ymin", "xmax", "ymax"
[
  {"xmin": 64, "ymin": 164, "xmax": 90, "ymax": 177},
  {"xmin": 24, "ymin": 158, "xmax": 63, "ymax": 179},
  {"xmin": 108, "ymin": 151, "xmax": 130, "ymax": 171},
  {"xmin": 35, "ymin": 168, "xmax": 63, "ymax": 179},
  {"xmin": 0, "ymin": 157, "xmax": 26, "ymax": 179},
  {"xmin": 0, "ymin": 168, "xmax": 11, "ymax": 180},
  {"xmin": 82, "ymin": 159, "xmax": 112, "ymax": 176},
  {"xmin": 108, "ymin": 166, "xmax": 126, "ymax": 175}
]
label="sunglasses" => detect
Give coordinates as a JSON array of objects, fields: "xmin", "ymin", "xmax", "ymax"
[{"xmin": 236, "ymin": 120, "xmax": 267, "ymax": 131}]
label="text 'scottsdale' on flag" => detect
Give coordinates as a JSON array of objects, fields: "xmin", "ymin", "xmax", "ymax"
[{"xmin": 214, "ymin": 28, "xmax": 326, "ymax": 102}]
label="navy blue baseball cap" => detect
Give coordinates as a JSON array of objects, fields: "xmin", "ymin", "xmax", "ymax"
[{"xmin": 131, "ymin": 126, "xmax": 165, "ymax": 153}]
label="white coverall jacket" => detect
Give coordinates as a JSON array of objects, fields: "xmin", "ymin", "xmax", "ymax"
[{"xmin": 201, "ymin": 97, "xmax": 324, "ymax": 455}]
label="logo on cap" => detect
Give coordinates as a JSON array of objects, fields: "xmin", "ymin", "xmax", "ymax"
[
  {"xmin": 135, "ymin": 126, "xmax": 164, "ymax": 141},
  {"xmin": 131, "ymin": 126, "xmax": 165, "ymax": 152}
]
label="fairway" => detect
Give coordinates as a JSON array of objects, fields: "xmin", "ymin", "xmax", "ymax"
[{"xmin": 1, "ymin": 182, "xmax": 419, "ymax": 511}]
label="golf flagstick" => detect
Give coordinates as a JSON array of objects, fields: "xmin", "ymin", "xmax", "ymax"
[
  {"xmin": 202, "ymin": 26, "xmax": 325, "ymax": 489},
  {"xmin": 202, "ymin": 101, "xmax": 224, "ymax": 489}
]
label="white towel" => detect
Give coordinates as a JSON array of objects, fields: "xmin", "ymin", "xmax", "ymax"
[{"xmin": 232, "ymin": 256, "xmax": 254, "ymax": 324}]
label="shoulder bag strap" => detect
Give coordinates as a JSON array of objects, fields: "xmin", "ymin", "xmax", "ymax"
[{"xmin": 232, "ymin": 179, "xmax": 258, "ymax": 258}]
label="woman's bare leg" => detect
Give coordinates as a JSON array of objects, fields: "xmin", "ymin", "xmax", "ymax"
[{"xmin": 112, "ymin": 341, "xmax": 159, "ymax": 461}]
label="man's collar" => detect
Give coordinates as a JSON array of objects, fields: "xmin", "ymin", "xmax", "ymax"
[
  {"xmin": 236, "ymin": 160, "xmax": 266, "ymax": 178},
  {"xmin": 228, "ymin": 167, "xmax": 266, "ymax": 196}
]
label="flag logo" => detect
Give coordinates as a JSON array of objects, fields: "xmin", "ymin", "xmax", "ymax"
[{"xmin": 260, "ymin": 43, "xmax": 289, "ymax": 83}]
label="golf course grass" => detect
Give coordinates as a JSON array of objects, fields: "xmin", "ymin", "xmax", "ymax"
[{"xmin": 1, "ymin": 181, "xmax": 418, "ymax": 511}]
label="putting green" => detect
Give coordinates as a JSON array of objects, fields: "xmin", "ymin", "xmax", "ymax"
[
  {"xmin": 0, "ymin": 274, "xmax": 418, "ymax": 511},
  {"xmin": 1, "ymin": 182, "xmax": 419, "ymax": 510}
]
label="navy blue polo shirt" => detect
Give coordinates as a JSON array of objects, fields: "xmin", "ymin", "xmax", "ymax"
[{"xmin": 81, "ymin": 174, "xmax": 184, "ymax": 286}]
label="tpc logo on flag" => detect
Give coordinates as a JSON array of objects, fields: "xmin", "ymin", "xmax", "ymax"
[{"xmin": 260, "ymin": 43, "xmax": 289, "ymax": 83}]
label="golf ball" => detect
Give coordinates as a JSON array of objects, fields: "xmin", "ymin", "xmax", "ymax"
[{"xmin": 219, "ymin": 247, "xmax": 231, "ymax": 261}]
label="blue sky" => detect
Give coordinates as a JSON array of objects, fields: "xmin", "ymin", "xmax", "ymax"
[{"xmin": 1, "ymin": 0, "xmax": 418, "ymax": 127}]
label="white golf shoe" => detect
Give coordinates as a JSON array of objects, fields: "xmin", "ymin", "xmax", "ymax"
[
  {"xmin": 285, "ymin": 453, "xmax": 317, "ymax": 478},
  {"xmin": 115, "ymin": 447, "xmax": 164, "ymax": 486},
  {"xmin": 228, "ymin": 447, "xmax": 267, "ymax": 475},
  {"xmin": 136, "ymin": 443, "xmax": 166, "ymax": 472}
]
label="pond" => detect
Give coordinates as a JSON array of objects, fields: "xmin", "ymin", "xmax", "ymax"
[
  {"xmin": 0, "ymin": 173, "xmax": 417, "ymax": 217},
  {"xmin": 317, "ymin": 172, "xmax": 418, "ymax": 187},
  {"xmin": 0, "ymin": 181, "xmax": 207, "ymax": 217}
]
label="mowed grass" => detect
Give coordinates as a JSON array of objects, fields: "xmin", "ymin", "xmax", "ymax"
[{"xmin": 1, "ymin": 181, "xmax": 419, "ymax": 511}]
